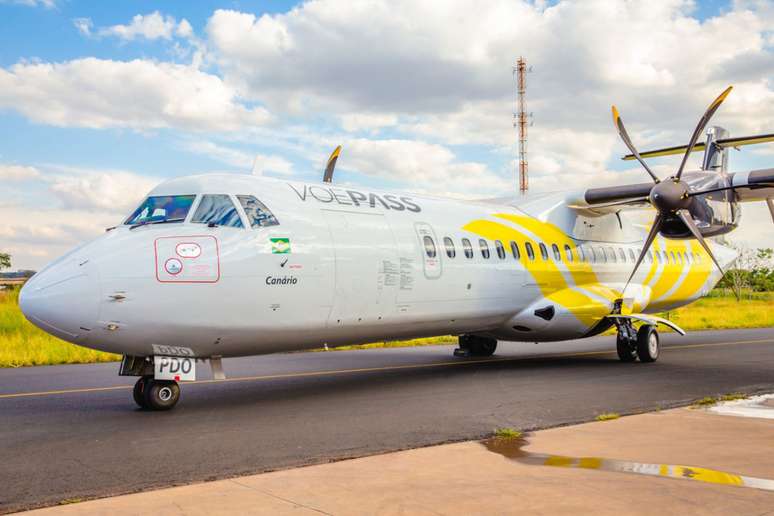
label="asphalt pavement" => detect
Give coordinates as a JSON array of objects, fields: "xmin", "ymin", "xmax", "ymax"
[{"xmin": 1, "ymin": 327, "xmax": 773, "ymax": 513}]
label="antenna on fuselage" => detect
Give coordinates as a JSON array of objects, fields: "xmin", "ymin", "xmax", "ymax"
[{"xmin": 323, "ymin": 145, "xmax": 341, "ymax": 183}]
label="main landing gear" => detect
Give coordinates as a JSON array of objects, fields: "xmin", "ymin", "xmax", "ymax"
[
  {"xmin": 615, "ymin": 320, "xmax": 660, "ymax": 363},
  {"xmin": 133, "ymin": 376, "xmax": 181, "ymax": 411},
  {"xmin": 454, "ymin": 334, "xmax": 498, "ymax": 357}
]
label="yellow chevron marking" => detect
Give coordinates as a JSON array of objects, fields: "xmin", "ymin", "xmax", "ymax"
[
  {"xmin": 659, "ymin": 241, "xmax": 712, "ymax": 307},
  {"xmin": 493, "ymin": 213, "xmax": 615, "ymax": 298},
  {"xmin": 462, "ymin": 218, "xmax": 610, "ymax": 327}
]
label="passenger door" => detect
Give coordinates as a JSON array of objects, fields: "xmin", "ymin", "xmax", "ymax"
[{"xmin": 414, "ymin": 222, "xmax": 442, "ymax": 279}]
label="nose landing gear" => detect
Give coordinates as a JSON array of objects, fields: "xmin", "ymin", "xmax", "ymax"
[{"xmin": 133, "ymin": 376, "xmax": 181, "ymax": 411}]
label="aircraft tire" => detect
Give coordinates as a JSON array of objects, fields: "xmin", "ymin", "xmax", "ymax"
[
  {"xmin": 133, "ymin": 376, "xmax": 151, "ymax": 409},
  {"xmin": 144, "ymin": 379, "xmax": 181, "ymax": 411},
  {"xmin": 616, "ymin": 334, "xmax": 637, "ymax": 362},
  {"xmin": 636, "ymin": 325, "xmax": 659, "ymax": 363},
  {"xmin": 468, "ymin": 337, "xmax": 497, "ymax": 357}
]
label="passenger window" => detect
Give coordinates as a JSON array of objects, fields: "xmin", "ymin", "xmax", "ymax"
[
  {"xmin": 629, "ymin": 249, "xmax": 636, "ymax": 262},
  {"xmin": 618, "ymin": 248, "xmax": 627, "ymax": 262},
  {"xmin": 192, "ymin": 194, "xmax": 243, "ymax": 228},
  {"xmin": 423, "ymin": 236, "xmax": 437, "ymax": 258},
  {"xmin": 647, "ymin": 250, "xmax": 653, "ymax": 263},
  {"xmin": 494, "ymin": 240, "xmax": 506, "ymax": 260},
  {"xmin": 606, "ymin": 247, "xmax": 616, "ymax": 263},
  {"xmin": 563, "ymin": 244, "xmax": 573, "ymax": 262},
  {"xmin": 552, "ymin": 244, "xmax": 561, "ymax": 261},
  {"xmin": 510, "ymin": 241, "xmax": 520, "ymax": 259},
  {"xmin": 443, "ymin": 237, "xmax": 456, "ymax": 259},
  {"xmin": 663, "ymin": 251, "xmax": 669, "ymax": 263},
  {"xmin": 479, "ymin": 239, "xmax": 491, "ymax": 259},
  {"xmin": 670, "ymin": 251, "xmax": 676, "ymax": 264},
  {"xmin": 462, "ymin": 238, "xmax": 474, "ymax": 259},
  {"xmin": 596, "ymin": 247, "xmax": 606, "ymax": 263},
  {"xmin": 526, "ymin": 242, "xmax": 535, "ymax": 261},
  {"xmin": 578, "ymin": 245, "xmax": 586, "ymax": 262},
  {"xmin": 685, "ymin": 252, "xmax": 691, "ymax": 264},
  {"xmin": 539, "ymin": 243, "xmax": 548, "ymax": 261},
  {"xmin": 237, "ymin": 195, "xmax": 279, "ymax": 227}
]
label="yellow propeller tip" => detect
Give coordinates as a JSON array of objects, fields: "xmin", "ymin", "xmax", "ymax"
[
  {"xmin": 611, "ymin": 105, "xmax": 620, "ymax": 122},
  {"xmin": 712, "ymin": 86, "xmax": 733, "ymax": 107}
]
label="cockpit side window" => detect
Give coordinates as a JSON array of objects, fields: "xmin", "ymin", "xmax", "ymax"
[
  {"xmin": 236, "ymin": 195, "xmax": 280, "ymax": 228},
  {"xmin": 191, "ymin": 194, "xmax": 244, "ymax": 228},
  {"xmin": 125, "ymin": 195, "xmax": 196, "ymax": 225}
]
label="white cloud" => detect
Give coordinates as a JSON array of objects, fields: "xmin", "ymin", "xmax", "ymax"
[
  {"xmin": 0, "ymin": 164, "xmax": 40, "ymax": 181},
  {"xmin": 340, "ymin": 138, "xmax": 509, "ymax": 196},
  {"xmin": 182, "ymin": 140, "xmax": 293, "ymax": 175},
  {"xmin": 1, "ymin": 0, "xmax": 56, "ymax": 8},
  {"xmin": 46, "ymin": 167, "xmax": 157, "ymax": 212},
  {"xmin": 0, "ymin": 58, "xmax": 271, "ymax": 131},
  {"xmin": 72, "ymin": 17, "xmax": 92, "ymax": 36},
  {"xmin": 205, "ymin": 0, "xmax": 773, "ymax": 184},
  {"xmin": 98, "ymin": 11, "xmax": 180, "ymax": 41}
]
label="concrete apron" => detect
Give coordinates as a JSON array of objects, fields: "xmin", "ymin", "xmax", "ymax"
[{"xmin": 27, "ymin": 397, "xmax": 774, "ymax": 515}]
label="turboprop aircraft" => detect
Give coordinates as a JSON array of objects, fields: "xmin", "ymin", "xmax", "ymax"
[{"xmin": 19, "ymin": 87, "xmax": 774, "ymax": 410}]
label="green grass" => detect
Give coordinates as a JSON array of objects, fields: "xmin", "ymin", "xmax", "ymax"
[
  {"xmin": 595, "ymin": 413, "xmax": 620, "ymax": 421},
  {"xmin": 656, "ymin": 291, "xmax": 774, "ymax": 331},
  {"xmin": 493, "ymin": 427, "xmax": 523, "ymax": 439},
  {"xmin": 0, "ymin": 286, "xmax": 120, "ymax": 368}
]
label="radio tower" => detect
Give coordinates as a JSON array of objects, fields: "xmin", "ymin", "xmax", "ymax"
[{"xmin": 514, "ymin": 57, "xmax": 529, "ymax": 194}]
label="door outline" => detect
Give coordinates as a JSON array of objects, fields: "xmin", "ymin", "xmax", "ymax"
[{"xmin": 414, "ymin": 222, "xmax": 442, "ymax": 280}]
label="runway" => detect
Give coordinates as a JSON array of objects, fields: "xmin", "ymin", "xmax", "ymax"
[{"xmin": 1, "ymin": 327, "xmax": 773, "ymax": 513}]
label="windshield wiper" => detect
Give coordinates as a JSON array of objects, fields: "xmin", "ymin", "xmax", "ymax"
[{"xmin": 129, "ymin": 218, "xmax": 185, "ymax": 230}]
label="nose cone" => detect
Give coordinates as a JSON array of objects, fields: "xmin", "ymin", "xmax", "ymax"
[{"xmin": 20, "ymin": 259, "xmax": 100, "ymax": 343}]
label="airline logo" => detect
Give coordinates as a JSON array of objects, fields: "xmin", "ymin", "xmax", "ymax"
[
  {"xmin": 288, "ymin": 183, "xmax": 421, "ymax": 212},
  {"xmin": 271, "ymin": 237, "xmax": 291, "ymax": 254}
]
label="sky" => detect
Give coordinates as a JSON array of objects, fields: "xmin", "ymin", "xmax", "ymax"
[{"xmin": 0, "ymin": 0, "xmax": 773, "ymax": 271}]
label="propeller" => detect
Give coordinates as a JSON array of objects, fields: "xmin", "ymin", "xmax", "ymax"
[
  {"xmin": 614, "ymin": 86, "xmax": 733, "ymax": 293},
  {"xmin": 322, "ymin": 145, "xmax": 342, "ymax": 183}
]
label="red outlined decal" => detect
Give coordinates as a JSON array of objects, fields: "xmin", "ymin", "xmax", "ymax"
[
  {"xmin": 176, "ymin": 242, "xmax": 202, "ymax": 259},
  {"xmin": 154, "ymin": 235, "xmax": 220, "ymax": 284}
]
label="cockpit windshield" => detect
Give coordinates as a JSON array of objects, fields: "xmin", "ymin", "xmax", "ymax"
[{"xmin": 125, "ymin": 195, "xmax": 196, "ymax": 226}]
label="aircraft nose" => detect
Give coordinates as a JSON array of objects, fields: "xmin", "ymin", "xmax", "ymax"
[{"xmin": 20, "ymin": 259, "xmax": 100, "ymax": 342}]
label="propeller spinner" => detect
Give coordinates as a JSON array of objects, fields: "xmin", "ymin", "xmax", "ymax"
[{"xmin": 613, "ymin": 86, "xmax": 733, "ymax": 292}]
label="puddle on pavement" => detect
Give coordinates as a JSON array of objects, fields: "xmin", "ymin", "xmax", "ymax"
[
  {"xmin": 706, "ymin": 394, "xmax": 774, "ymax": 420},
  {"xmin": 483, "ymin": 436, "xmax": 774, "ymax": 492}
]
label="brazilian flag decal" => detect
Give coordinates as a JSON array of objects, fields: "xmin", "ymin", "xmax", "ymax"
[{"xmin": 270, "ymin": 237, "xmax": 291, "ymax": 254}]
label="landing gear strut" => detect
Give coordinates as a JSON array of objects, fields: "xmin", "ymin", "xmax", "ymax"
[
  {"xmin": 133, "ymin": 376, "xmax": 181, "ymax": 411},
  {"xmin": 614, "ymin": 320, "xmax": 659, "ymax": 363},
  {"xmin": 454, "ymin": 335, "xmax": 498, "ymax": 357}
]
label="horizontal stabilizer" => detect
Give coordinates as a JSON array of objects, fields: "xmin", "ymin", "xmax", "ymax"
[{"xmin": 622, "ymin": 133, "xmax": 774, "ymax": 161}]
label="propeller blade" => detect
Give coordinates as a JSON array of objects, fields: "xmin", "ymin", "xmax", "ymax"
[
  {"xmin": 612, "ymin": 106, "xmax": 660, "ymax": 184},
  {"xmin": 623, "ymin": 213, "xmax": 663, "ymax": 294},
  {"xmin": 676, "ymin": 209, "xmax": 725, "ymax": 276},
  {"xmin": 322, "ymin": 145, "xmax": 342, "ymax": 183},
  {"xmin": 768, "ymin": 198, "xmax": 774, "ymax": 224},
  {"xmin": 687, "ymin": 182, "xmax": 774, "ymax": 197},
  {"xmin": 675, "ymin": 86, "xmax": 733, "ymax": 179}
]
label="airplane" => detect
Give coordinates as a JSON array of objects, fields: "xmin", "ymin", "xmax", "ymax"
[{"xmin": 18, "ymin": 87, "xmax": 774, "ymax": 410}]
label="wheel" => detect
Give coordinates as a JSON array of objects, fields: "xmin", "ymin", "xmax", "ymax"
[
  {"xmin": 143, "ymin": 379, "xmax": 181, "ymax": 411},
  {"xmin": 468, "ymin": 337, "xmax": 498, "ymax": 357},
  {"xmin": 133, "ymin": 376, "xmax": 151, "ymax": 409},
  {"xmin": 636, "ymin": 325, "xmax": 659, "ymax": 363},
  {"xmin": 616, "ymin": 333, "xmax": 637, "ymax": 362}
]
